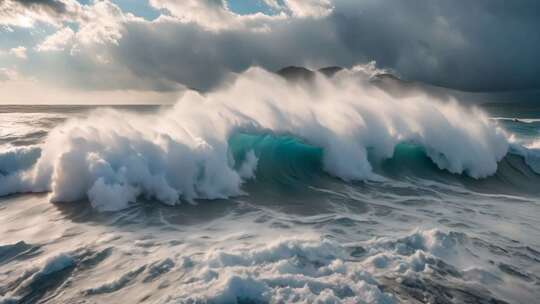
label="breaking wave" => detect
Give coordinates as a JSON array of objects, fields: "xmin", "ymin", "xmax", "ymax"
[{"xmin": 0, "ymin": 65, "xmax": 534, "ymax": 211}]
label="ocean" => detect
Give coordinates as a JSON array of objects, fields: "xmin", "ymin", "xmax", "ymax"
[{"xmin": 0, "ymin": 68, "xmax": 539, "ymax": 303}]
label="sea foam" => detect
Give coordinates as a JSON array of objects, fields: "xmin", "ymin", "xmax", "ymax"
[{"xmin": 158, "ymin": 228, "xmax": 481, "ymax": 303}]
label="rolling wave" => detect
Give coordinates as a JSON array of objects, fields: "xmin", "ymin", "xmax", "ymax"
[
  {"xmin": 228, "ymin": 132, "xmax": 540, "ymax": 194},
  {"xmin": 0, "ymin": 65, "xmax": 536, "ymax": 211}
]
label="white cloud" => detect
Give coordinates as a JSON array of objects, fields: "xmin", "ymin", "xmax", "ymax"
[
  {"xmin": 9, "ymin": 46, "xmax": 27, "ymax": 59},
  {"xmin": 3, "ymin": 0, "xmax": 134, "ymax": 51},
  {"xmin": 75, "ymin": 1, "xmax": 135, "ymax": 46},
  {"xmin": 149, "ymin": 0, "xmax": 236, "ymax": 31},
  {"xmin": 148, "ymin": 0, "xmax": 329, "ymax": 31},
  {"xmin": 36, "ymin": 27, "xmax": 75, "ymax": 51},
  {"xmin": 277, "ymin": 0, "xmax": 334, "ymax": 18},
  {"xmin": 36, "ymin": 1, "xmax": 141, "ymax": 54}
]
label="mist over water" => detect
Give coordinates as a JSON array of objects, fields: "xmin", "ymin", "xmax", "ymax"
[{"xmin": 0, "ymin": 66, "xmax": 539, "ymax": 303}]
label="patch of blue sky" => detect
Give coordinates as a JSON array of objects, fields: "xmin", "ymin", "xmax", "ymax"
[
  {"xmin": 112, "ymin": 0, "xmax": 161, "ymax": 20},
  {"xmin": 226, "ymin": 0, "xmax": 281, "ymax": 16},
  {"xmin": 78, "ymin": 0, "xmax": 161, "ymax": 20}
]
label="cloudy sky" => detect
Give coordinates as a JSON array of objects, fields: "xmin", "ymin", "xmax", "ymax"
[{"xmin": 0, "ymin": 0, "xmax": 539, "ymax": 104}]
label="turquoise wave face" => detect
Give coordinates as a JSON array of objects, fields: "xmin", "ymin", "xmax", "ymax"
[
  {"xmin": 229, "ymin": 132, "xmax": 540, "ymax": 196},
  {"xmin": 229, "ymin": 133, "xmax": 443, "ymax": 184},
  {"xmin": 377, "ymin": 143, "xmax": 440, "ymax": 177},
  {"xmin": 229, "ymin": 132, "xmax": 469, "ymax": 183},
  {"xmin": 228, "ymin": 132, "xmax": 323, "ymax": 185}
]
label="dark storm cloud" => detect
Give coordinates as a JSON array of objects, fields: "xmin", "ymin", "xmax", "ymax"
[
  {"xmin": 330, "ymin": 0, "xmax": 540, "ymax": 91},
  {"xmin": 111, "ymin": 16, "xmax": 348, "ymax": 91},
  {"xmin": 25, "ymin": 0, "xmax": 540, "ymax": 93},
  {"xmin": 13, "ymin": 0, "xmax": 66, "ymax": 14},
  {"xmin": 106, "ymin": 0, "xmax": 540, "ymax": 92}
]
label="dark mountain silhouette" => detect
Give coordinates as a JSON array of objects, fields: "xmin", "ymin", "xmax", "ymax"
[
  {"xmin": 276, "ymin": 66, "xmax": 316, "ymax": 82},
  {"xmin": 318, "ymin": 66, "xmax": 343, "ymax": 77},
  {"xmin": 277, "ymin": 66, "xmax": 344, "ymax": 81}
]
